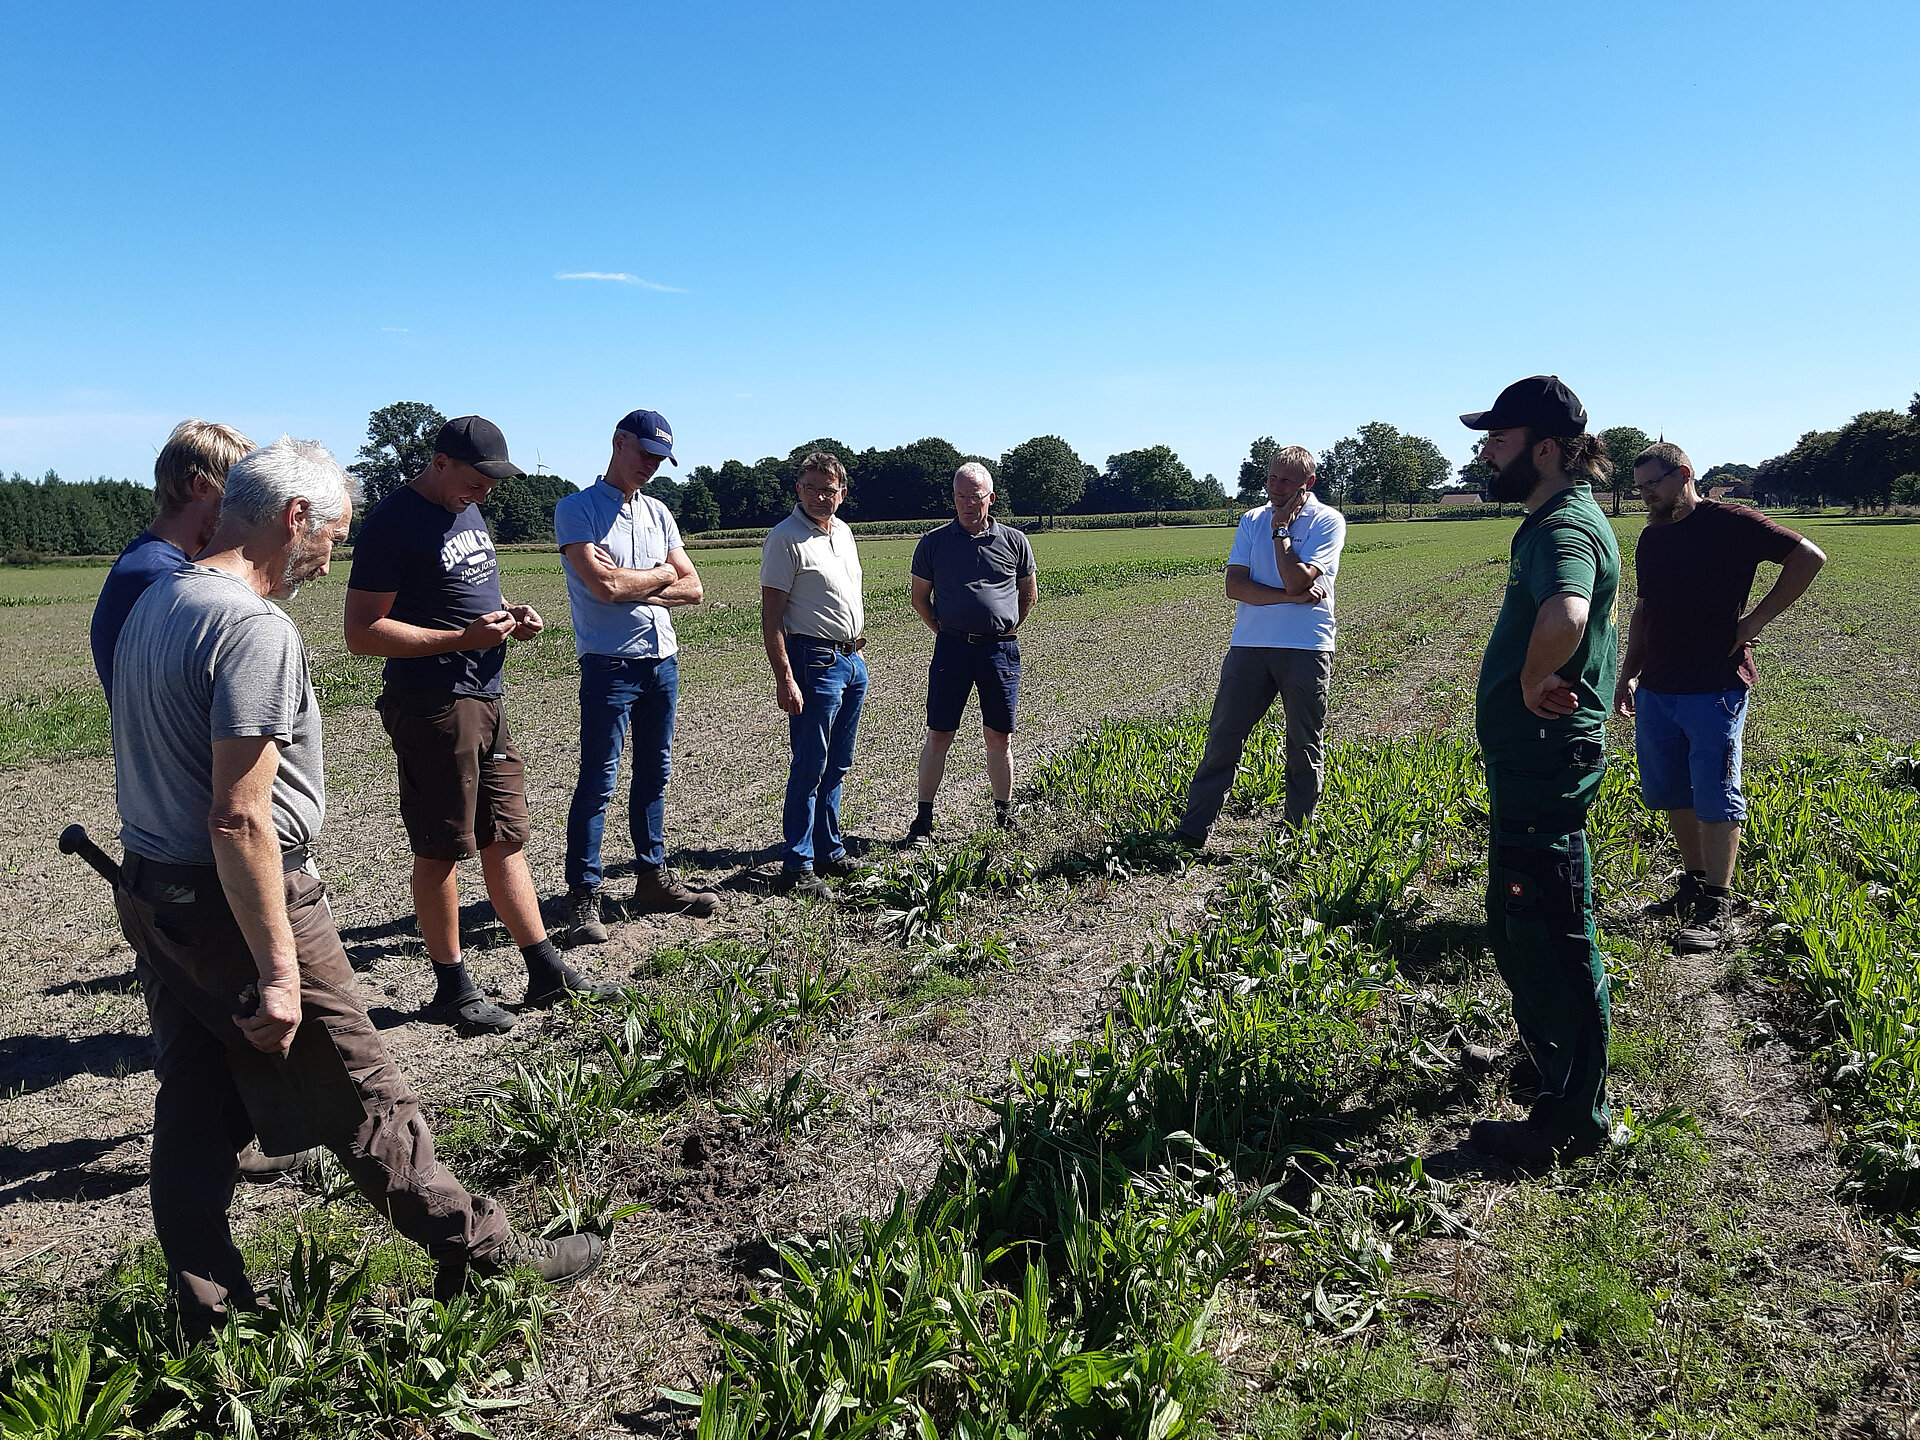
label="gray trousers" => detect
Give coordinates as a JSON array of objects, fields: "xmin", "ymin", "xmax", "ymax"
[{"xmin": 1181, "ymin": 646, "xmax": 1333, "ymax": 834}]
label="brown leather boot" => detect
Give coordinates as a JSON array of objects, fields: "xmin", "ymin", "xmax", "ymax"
[{"xmin": 628, "ymin": 867, "xmax": 720, "ymax": 918}]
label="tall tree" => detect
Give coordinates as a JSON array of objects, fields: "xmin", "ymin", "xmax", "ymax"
[
  {"xmin": 1317, "ymin": 422, "xmax": 1447, "ymax": 518},
  {"xmin": 1099, "ymin": 446, "xmax": 1196, "ymax": 511},
  {"xmin": 1236, "ymin": 436, "xmax": 1279, "ymax": 502},
  {"xmin": 999, "ymin": 435, "xmax": 1086, "ymax": 524},
  {"xmin": 1395, "ymin": 432, "xmax": 1451, "ymax": 517},
  {"xmin": 350, "ymin": 401, "xmax": 446, "ymax": 509},
  {"xmin": 678, "ymin": 476, "xmax": 721, "ymax": 533},
  {"xmin": 1596, "ymin": 426, "xmax": 1653, "ymax": 514}
]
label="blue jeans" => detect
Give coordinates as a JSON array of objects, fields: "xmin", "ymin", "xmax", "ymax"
[
  {"xmin": 1634, "ymin": 687, "xmax": 1750, "ymax": 823},
  {"xmin": 566, "ymin": 653, "xmax": 678, "ymax": 889},
  {"xmin": 782, "ymin": 639, "xmax": 867, "ymax": 873}
]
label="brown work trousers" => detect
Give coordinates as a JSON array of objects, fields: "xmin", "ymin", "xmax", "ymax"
[{"xmin": 114, "ymin": 856, "xmax": 509, "ymax": 1331}]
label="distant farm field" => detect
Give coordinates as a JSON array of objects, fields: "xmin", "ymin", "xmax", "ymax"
[{"xmin": 3, "ymin": 509, "xmax": 1919, "ymax": 1438}]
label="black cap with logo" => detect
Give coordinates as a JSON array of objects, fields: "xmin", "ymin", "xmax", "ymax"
[
  {"xmin": 615, "ymin": 409, "xmax": 677, "ymax": 465},
  {"xmin": 433, "ymin": 415, "xmax": 525, "ymax": 480},
  {"xmin": 1459, "ymin": 375, "xmax": 1588, "ymax": 437}
]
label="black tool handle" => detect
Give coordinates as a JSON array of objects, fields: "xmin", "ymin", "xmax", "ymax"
[{"xmin": 58, "ymin": 824, "xmax": 123, "ymax": 888}]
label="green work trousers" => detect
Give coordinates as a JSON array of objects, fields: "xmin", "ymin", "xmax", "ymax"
[{"xmin": 1483, "ymin": 740, "xmax": 1611, "ymax": 1147}]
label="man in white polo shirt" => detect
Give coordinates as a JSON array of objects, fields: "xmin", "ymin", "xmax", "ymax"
[
  {"xmin": 760, "ymin": 452, "xmax": 867, "ymax": 900},
  {"xmin": 1175, "ymin": 444, "xmax": 1347, "ymax": 840}
]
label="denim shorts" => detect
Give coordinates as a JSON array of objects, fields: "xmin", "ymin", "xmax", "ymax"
[{"xmin": 1633, "ymin": 687, "xmax": 1750, "ymax": 823}]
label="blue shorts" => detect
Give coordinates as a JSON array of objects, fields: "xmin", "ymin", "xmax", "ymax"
[
  {"xmin": 926, "ymin": 631, "xmax": 1021, "ymax": 734},
  {"xmin": 1634, "ymin": 687, "xmax": 1750, "ymax": 823}
]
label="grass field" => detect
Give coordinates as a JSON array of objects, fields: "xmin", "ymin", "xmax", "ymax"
[{"xmin": 2, "ymin": 509, "xmax": 1919, "ymax": 1437}]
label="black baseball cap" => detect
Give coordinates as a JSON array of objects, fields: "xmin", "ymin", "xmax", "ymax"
[
  {"xmin": 433, "ymin": 415, "xmax": 525, "ymax": 479},
  {"xmin": 615, "ymin": 408, "xmax": 678, "ymax": 465},
  {"xmin": 1460, "ymin": 375, "xmax": 1588, "ymax": 437}
]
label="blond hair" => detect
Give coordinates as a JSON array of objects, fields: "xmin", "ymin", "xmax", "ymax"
[
  {"xmin": 1633, "ymin": 441, "xmax": 1693, "ymax": 477},
  {"xmin": 1268, "ymin": 445, "xmax": 1317, "ymax": 478},
  {"xmin": 154, "ymin": 419, "xmax": 253, "ymax": 512}
]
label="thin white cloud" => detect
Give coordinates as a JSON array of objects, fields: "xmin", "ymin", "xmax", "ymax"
[
  {"xmin": 555, "ymin": 270, "xmax": 688, "ymax": 293},
  {"xmin": 381, "ymin": 326, "xmax": 409, "ymax": 333}
]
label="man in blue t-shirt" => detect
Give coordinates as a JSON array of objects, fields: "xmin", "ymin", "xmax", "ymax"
[
  {"xmin": 553, "ymin": 408, "xmax": 717, "ymax": 946},
  {"xmin": 346, "ymin": 416, "xmax": 618, "ymax": 1034},
  {"xmin": 91, "ymin": 419, "xmax": 254, "ymax": 702},
  {"xmin": 1175, "ymin": 445, "xmax": 1347, "ymax": 839}
]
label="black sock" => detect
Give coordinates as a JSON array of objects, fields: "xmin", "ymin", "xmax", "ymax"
[
  {"xmin": 995, "ymin": 799, "xmax": 1013, "ymax": 820},
  {"xmin": 916, "ymin": 801, "xmax": 934, "ymax": 827},
  {"xmin": 433, "ymin": 960, "xmax": 475, "ymax": 1006},
  {"xmin": 522, "ymin": 938, "xmax": 567, "ymax": 990},
  {"xmin": 1685, "ymin": 869, "xmax": 1708, "ymax": 883},
  {"xmin": 1700, "ymin": 883, "xmax": 1731, "ymax": 899}
]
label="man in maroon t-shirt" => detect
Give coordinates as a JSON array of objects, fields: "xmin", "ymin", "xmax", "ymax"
[{"xmin": 1613, "ymin": 442, "xmax": 1826, "ymax": 951}]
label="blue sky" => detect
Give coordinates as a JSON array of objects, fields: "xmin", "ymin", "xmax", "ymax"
[{"xmin": 3, "ymin": 0, "xmax": 1916, "ymax": 491}]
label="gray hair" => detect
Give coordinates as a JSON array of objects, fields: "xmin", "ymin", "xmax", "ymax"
[
  {"xmin": 221, "ymin": 435, "xmax": 358, "ymax": 531},
  {"xmin": 953, "ymin": 461, "xmax": 994, "ymax": 491}
]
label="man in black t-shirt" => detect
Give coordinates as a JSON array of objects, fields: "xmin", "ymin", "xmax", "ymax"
[
  {"xmin": 1614, "ymin": 441, "xmax": 1825, "ymax": 952},
  {"xmin": 346, "ymin": 416, "xmax": 618, "ymax": 1033}
]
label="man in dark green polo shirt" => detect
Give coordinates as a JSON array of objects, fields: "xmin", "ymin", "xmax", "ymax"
[{"xmin": 1461, "ymin": 375, "xmax": 1621, "ymax": 1168}]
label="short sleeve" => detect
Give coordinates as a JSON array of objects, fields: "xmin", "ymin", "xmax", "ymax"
[
  {"xmin": 910, "ymin": 533, "xmax": 936, "ymax": 581},
  {"xmin": 660, "ymin": 503, "xmax": 684, "ymax": 554},
  {"xmin": 1014, "ymin": 531, "xmax": 1035, "ymax": 578},
  {"xmin": 1731, "ymin": 506, "xmax": 1802, "ymax": 565},
  {"xmin": 760, "ymin": 534, "xmax": 798, "ymax": 592},
  {"xmin": 345, "ymin": 510, "xmax": 407, "ymax": 593},
  {"xmin": 1523, "ymin": 520, "xmax": 1600, "ymax": 604},
  {"xmin": 1297, "ymin": 507, "xmax": 1346, "ymax": 578},
  {"xmin": 1226, "ymin": 515, "xmax": 1257, "ymax": 570},
  {"xmin": 211, "ymin": 614, "xmax": 304, "ymax": 743},
  {"xmin": 553, "ymin": 493, "xmax": 595, "ymax": 549}
]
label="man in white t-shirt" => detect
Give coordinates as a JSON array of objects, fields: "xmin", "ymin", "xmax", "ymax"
[{"xmin": 1176, "ymin": 444, "xmax": 1347, "ymax": 839}]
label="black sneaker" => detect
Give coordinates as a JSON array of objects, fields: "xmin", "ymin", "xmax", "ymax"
[
  {"xmin": 817, "ymin": 853, "xmax": 863, "ymax": 880},
  {"xmin": 1642, "ymin": 871, "xmax": 1703, "ymax": 919},
  {"xmin": 1673, "ymin": 893, "xmax": 1733, "ymax": 954},
  {"xmin": 1465, "ymin": 1118, "xmax": 1603, "ymax": 1170},
  {"xmin": 525, "ymin": 962, "xmax": 624, "ymax": 1008},
  {"xmin": 568, "ymin": 886, "xmax": 609, "ymax": 946},
  {"xmin": 904, "ymin": 817, "xmax": 934, "ymax": 850},
  {"xmin": 437, "ymin": 1229, "xmax": 606, "ymax": 1301},
  {"xmin": 422, "ymin": 989, "xmax": 516, "ymax": 1034},
  {"xmin": 994, "ymin": 802, "xmax": 1015, "ymax": 829},
  {"xmin": 779, "ymin": 869, "xmax": 833, "ymax": 900}
]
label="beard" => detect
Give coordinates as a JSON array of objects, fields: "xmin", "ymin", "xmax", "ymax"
[
  {"xmin": 1488, "ymin": 446, "xmax": 1540, "ymax": 503},
  {"xmin": 274, "ymin": 531, "xmax": 327, "ymax": 599}
]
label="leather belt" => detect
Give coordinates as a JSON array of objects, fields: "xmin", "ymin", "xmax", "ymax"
[
  {"xmin": 940, "ymin": 628, "xmax": 1017, "ymax": 644},
  {"xmin": 789, "ymin": 634, "xmax": 865, "ymax": 654},
  {"xmin": 125, "ymin": 846, "xmax": 314, "ymax": 890}
]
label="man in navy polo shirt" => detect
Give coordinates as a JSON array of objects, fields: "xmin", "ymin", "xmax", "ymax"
[
  {"xmin": 347, "ymin": 416, "xmax": 617, "ymax": 1033},
  {"xmin": 906, "ymin": 462, "xmax": 1038, "ymax": 844},
  {"xmin": 554, "ymin": 409, "xmax": 719, "ymax": 946}
]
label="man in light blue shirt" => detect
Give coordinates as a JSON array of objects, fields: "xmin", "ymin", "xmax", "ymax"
[
  {"xmin": 554, "ymin": 409, "xmax": 718, "ymax": 943},
  {"xmin": 1176, "ymin": 444, "xmax": 1347, "ymax": 839}
]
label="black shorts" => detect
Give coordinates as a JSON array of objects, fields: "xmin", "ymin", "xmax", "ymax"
[
  {"xmin": 376, "ymin": 689, "xmax": 532, "ymax": 861},
  {"xmin": 926, "ymin": 631, "xmax": 1021, "ymax": 734}
]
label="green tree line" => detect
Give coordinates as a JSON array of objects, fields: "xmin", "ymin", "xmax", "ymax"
[
  {"xmin": 1753, "ymin": 393, "xmax": 1920, "ymax": 510},
  {"xmin": 0, "ymin": 473, "xmax": 155, "ymax": 558}
]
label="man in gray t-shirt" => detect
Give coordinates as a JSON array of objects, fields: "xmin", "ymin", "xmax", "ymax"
[
  {"xmin": 107, "ymin": 436, "xmax": 601, "ymax": 1336},
  {"xmin": 905, "ymin": 463, "xmax": 1038, "ymax": 843},
  {"xmin": 115, "ymin": 567, "xmax": 325, "ymax": 866}
]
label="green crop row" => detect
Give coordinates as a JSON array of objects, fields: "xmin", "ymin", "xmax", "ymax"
[
  {"xmin": 666, "ymin": 737, "xmax": 1484, "ymax": 1436},
  {"xmin": 1744, "ymin": 750, "xmax": 1920, "ymax": 1206}
]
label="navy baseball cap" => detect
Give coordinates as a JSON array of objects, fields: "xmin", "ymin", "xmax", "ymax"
[
  {"xmin": 433, "ymin": 415, "xmax": 525, "ymax": 479},
  {"xmin": 1460, "ymin": 375, "xmax": 1588, "ymax": 437},
  {"xmin": 615, "ymin": 409, "xmax": 677, "ymax": 464}
]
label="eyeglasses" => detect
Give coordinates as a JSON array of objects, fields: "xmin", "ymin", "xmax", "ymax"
[{"xmin": 1634, "ymin": 466, "xmax": 1678, "ymax": 491}]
